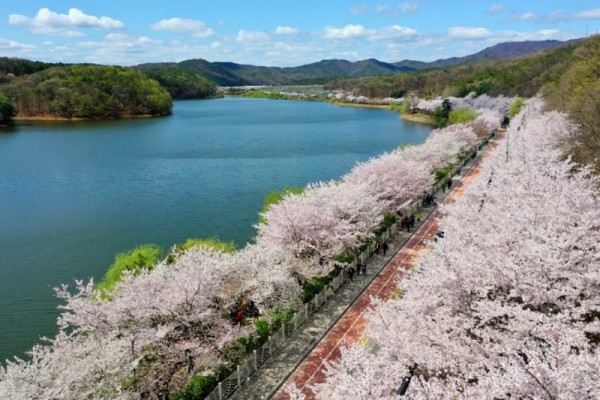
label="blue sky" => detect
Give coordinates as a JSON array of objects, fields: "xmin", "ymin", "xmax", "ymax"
[{"xmin": 1, "ymin": 1, "xmax": 598, "ymax": 66}]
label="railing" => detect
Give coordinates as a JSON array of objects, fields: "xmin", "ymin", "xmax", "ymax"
[
  {"xmin": 203, "ymin": 134, "xmax": 493, "ymax": 400},
  {"xmin": 204, "ymin": 270, "xmax": 348, "ymax": 400}
]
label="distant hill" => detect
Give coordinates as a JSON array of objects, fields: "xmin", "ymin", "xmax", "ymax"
[
  {"xmin": 141, "ymin": 39, "xmax": 574, "ymax": 86},
  {"xmin": 136, "ymin": 63, "xmax": 217, "ymax": 99},
  {"xmin": 394, "ymin": 39, "xmax": 578, "ymax": 70}
]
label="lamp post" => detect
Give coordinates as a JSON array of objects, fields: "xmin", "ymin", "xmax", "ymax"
[{"xmin": 397, "ymin": 364, "xmax": 417, "ymax": 396}]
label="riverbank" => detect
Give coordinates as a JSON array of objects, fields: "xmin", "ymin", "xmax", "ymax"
[
  {"xmin": 14, "ymin": 113, "xmax": 167, "ymax": 122},
  {"xmin": 400, "ymin": 112, "xmax": 437, "ymax": 125},
  {"xmin": 330, "ymin": 101, "xmax": 392, "ymax": 110}
]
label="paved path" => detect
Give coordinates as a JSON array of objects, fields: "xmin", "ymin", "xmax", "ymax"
[{"xmin": 231, "ymin": 131, "xmax": 504, "ymax": 400}]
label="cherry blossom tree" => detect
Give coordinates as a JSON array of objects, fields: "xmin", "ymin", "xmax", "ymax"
[
  {"xmin": 314, "ymin": 99, "xmax": 600, "ymax": 399},
  {"xmin": 256, "ymin": 180, "xmax": 386, "ymax": 271}
]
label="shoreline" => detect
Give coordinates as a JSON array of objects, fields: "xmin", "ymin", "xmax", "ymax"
[
  {"xmin": 330, "ymin": 101, "xmax": 392, "ymax": 110},
  {"xmin": 400, "ymin": 112, "xmax": 437, "ymax": 126},
  {"xmin": 14, "ymin": 113, "xmax": 169, "ymax": 122}
]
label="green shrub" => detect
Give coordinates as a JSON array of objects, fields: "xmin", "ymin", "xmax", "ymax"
[
  {"xmin": 435, "ymin": 164, "xmax": 454, "ymax": 182},
  {"xmin": 96, "ymin": 244, "xmax": 162, "ymax": 295},
  {"xmin": 167, "ymin": 237, "xmax": 236, "ymax": 263},
  {"xmin": 172, "ymin": 364, "xmax": 232, "ymax": 400},
  {"xmin": 332, "ymin": 251, "xmax": 355, "ymax": 264},
  {"xmin": 268, "ymin": 307, "xmax": 295, "ymax": 331},
  {"xmin": 448, "ymin": 108, "xmax": 477, "ymax": 125},
  {"xmin": 508, "ymin": 97, "xmax": 525, "ymax": 118},
  {"xmin": 255, "ymin": 319, "xmax": 270, "ymax": 343},
  {"xmin": 299, "ymin": 266, "xmax": 342, "ymax": 303},
  {"xmin": 374, "ymin": 213, "xmax": 398, "ymax": 237}
]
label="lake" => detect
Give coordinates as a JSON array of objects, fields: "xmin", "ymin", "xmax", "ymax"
[{"xmin": 0, "ymin": 97, "xmax": 431, "ymax": 363}]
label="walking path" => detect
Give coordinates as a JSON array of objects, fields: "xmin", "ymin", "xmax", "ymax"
[{"xmin": 230, "ymin": 131, "xmax": 504, "ymax": 400}]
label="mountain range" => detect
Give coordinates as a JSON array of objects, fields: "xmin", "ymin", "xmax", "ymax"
[{"xmin": 136, "ymin": 39, "xmax": 575, "ymax": 86}]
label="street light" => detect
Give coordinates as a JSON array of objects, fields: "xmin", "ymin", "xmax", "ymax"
[{"xmin": 397, "ymin": 364, "xmax": 417, "ymax": 396}]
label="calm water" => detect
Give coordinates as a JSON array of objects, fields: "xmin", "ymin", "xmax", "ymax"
[{"xmin": 0, "ymin": 98, "xmax": 430, "ymax": 363}]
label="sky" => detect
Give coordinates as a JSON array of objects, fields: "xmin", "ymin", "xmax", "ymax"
[{"xmin": 0, "ymin": 1, "xmax": 598, "ymax": 67}]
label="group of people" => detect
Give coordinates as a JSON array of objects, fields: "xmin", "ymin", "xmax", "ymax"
[
  {"xmin": 347, "ymin": 260, "xmax": 368, "ymax": 281},
  {"xmin": 399, "ymin": 214, "xmax": 417, "ymax": 232},
  {"xmin": 374, "ymin": 240, "xmax": 389, "ymax": 256},
  {"xmin": 229, "ymin": 298, "xmax": 260, "ymax": 326},
  {"xmin": 422, "ymin": 193, "xmax": 436, "ymax": 206}
]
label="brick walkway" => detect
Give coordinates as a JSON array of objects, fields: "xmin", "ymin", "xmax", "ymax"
[
  {"xmin": 230, "ymin": 130, "xmax": 504, "ymax": 400},
  {"xmin": 273, "ymin": 130, "xmax": 504, "ymax": 399}
]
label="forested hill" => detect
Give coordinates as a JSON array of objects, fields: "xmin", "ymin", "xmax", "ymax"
[
  {"xmin": 137, "ymin": 39, "xmax": 573, "ymax": 86},
  {"xmin": 135, "ymin": 63, "xmax": 217, "ymax": 99},
  {"xmin": 326, "ymin": 38, "xmax": 582, "ymax": 99},
  {"xmin": 0, "ymin": 65, "xmax": 172, "ymax": 119}
]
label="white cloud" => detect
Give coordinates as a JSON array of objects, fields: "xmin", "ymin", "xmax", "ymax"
[
  {"xmin": 518, "ymin": 12, "xmax": 538, "ymax": 21},
  {"xmin": 323, "ymin": 24, "xmax": 367, "ymax": 39},
  {"xmin": 236, "ymin": 30, "xmax": 271, "ymax": 42},
  {"xmin": 0, "ymin": 37, "xmax": 37, "ymax": 50},
  {"xmin": 151, "ymin": 18, "xmax": 215, "ymax": 38},
  {"xmin": 350, "ymin": 5, "xmax": 369, "ymax": 15},
  {"xmin": 505, "ymin": 11, "xmax": 539, "ymax": 23},
  {"xmin": 369, "ymin": 25, "xmax": 418, "ymax": 40},
  {"xmin": 105, "ymin": 33, "xmax": 129, "ymax": 41},
  {"xmin": 547, "ymin": 10, "xmax": 569, "ymax": 23},
  {"xmin": 398, "ymin": 2, "xmax": 419, "ymax": 14},
  {"xmin": 376, "ymin": 2, "xmax": 418, "ymax": 16},
  {"xmin": 274, "ymin": 26, "xmax": 299, "ymax": 35},
  {"xmin": 9, "ymin": 8, "xmax": 124, "ymax": 36},
  {"xmin": 323, "ymin": 24, "xmax": 417, "ymax": 41},
  {"xmin": 488, "ymin": 4, "xmax": 506, "ymax": 15},
  {"xmin": 573, "ymin": 8, "xmax": 600, "ymax": 20},
  {"xmin": 211, "ymin": 41, "xmax": 222, "ymax": 49},
  {"xmin": 548, "ymin": 8, "xmax": 600, "ymax": 23},
  {"xmin": 448, "ymin": 26, "xmax": 492, "ymax": 39},
  {"xmin": 137, "ymin": 36, "xmax": 161, "ymax": 45}
]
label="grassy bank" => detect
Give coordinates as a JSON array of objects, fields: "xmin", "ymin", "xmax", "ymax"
[{"xmin": 400, "ymin": 112, "xmax": 437, "ymax": 125}]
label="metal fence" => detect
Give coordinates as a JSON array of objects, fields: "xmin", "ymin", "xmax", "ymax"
[
  {"xmin": 203, "ymin": 137, "xmax": 489, "ymax": 400},
  {"xmin": 204, "ymin": 267, "xmax": 349, "ymax": 400}
]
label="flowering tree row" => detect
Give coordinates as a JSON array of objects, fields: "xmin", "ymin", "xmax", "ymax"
[
  {"xmin": 311, "ymin": 99, "xmax": 600, "ymax": 399},
  {"xmin": 1, "ymin": 98, "xmax": 501, "ymax": 399},
  {"xmin": 416, "ymin": 92, "xmax": 516, "ymax": 115},
  {"xmin": 256, "ymin": 113, "xmax": 492, "ymax": 274}
]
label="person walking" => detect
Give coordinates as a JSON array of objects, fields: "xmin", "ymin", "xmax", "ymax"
[
  {"xmin": 360, "ymin": 262, "xmax": 367, "ymax": 276},
  {"xmin": 382, "ymin": 242, "xmax": 389, "ymax": 256},
  {"xmin": 348, "ymin": 265, "xmax": 355, "ymax": 281}
]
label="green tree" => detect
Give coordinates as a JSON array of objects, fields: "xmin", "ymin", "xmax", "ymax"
[
  {"xmin": 448, "ymin": 108, "xmax": 477, "ymax": 125},
  {"xmin": 96, "ymin": 244, "xmax": 162, "ymax": 295},
  {"xmin": 0, "ymin": 92, "xmax": 16, "ymax": 125}
]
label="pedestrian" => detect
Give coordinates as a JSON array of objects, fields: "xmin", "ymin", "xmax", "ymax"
[
  {"xmin": 235, "ymin": 308, "xmax": 244, "ymax": 328},
  {"xmin": 185, "ymin": 349, "xmax": 194, "ymax": 374},
  {"xmin": 447, "ymin": 179, "xmax": 452, "ymax": 190},
  {"xmin": 253, "ymin": 306, "xmax": 260, "ymax": 322},
  {"xmin": 360, "ymin": 262, "xmax": 367, "ymax": 276},
  {"xmin": 356, "ymin": 260, "xmax": 361, "ymax": 276},
  {"xmin": 375, "ymin": 240, "xmax": 381, "ymax": 255},
  {"xmin": 416, "ymin": 213, "xmax": 422, "ymax": 223},
  {"xmin": 382, "ymin": 242, "xmax": 388, "ymax": 256},
  {"xmin": 348, "ymin": 265, "xmax": 355, "ymax": 281}
]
